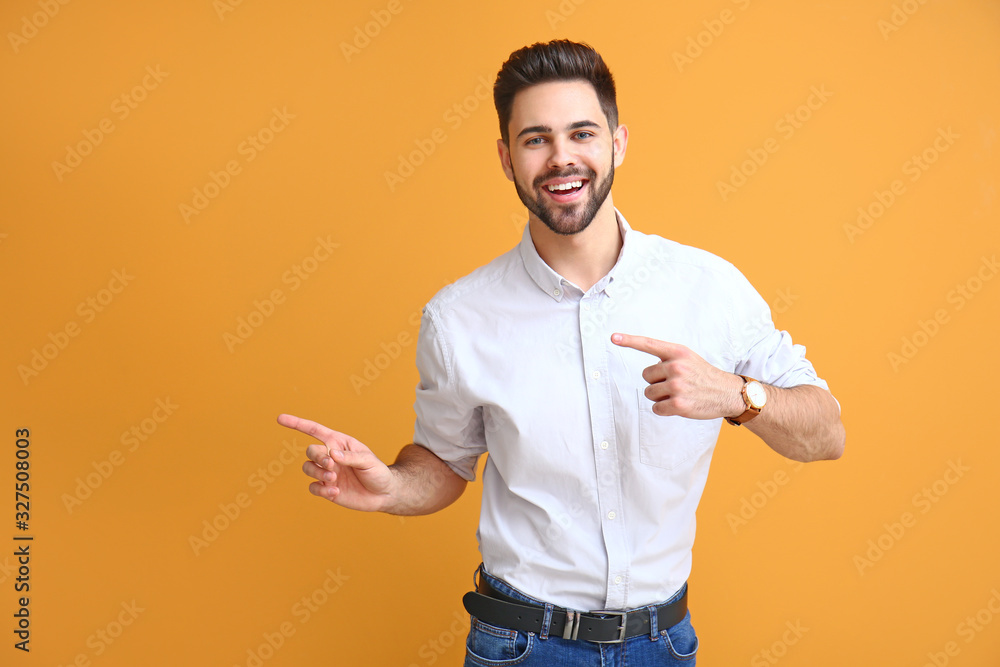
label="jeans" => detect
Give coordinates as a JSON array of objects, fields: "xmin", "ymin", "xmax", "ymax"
[{"xmin": 464, "ymin": 569, "xmax": 698, "ymax": 667}]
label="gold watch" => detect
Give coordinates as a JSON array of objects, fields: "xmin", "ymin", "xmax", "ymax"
[{"xmin": 726, "ymin": 375, "xmax": 767, "ymax": 426}]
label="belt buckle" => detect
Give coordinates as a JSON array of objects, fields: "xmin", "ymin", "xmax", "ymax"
[{"xmin": 588, "ymin": 609, "xmax": 628, "ymax": 644}]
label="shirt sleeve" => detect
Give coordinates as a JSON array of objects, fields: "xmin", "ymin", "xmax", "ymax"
[
  {"xmin": 412, "ymin": 307, "xmax": 486, "ymax": 481},
  {"xmin": 726, "ymin": 264, "xmax": 833, "ymax": 396}
]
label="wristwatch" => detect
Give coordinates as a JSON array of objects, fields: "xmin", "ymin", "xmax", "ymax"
[{"xmin": 726, "ymin": 375, "xmax": 767, "ymax": 426}]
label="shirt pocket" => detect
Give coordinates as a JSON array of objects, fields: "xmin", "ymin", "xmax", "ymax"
[{"xmin": 637, "ymin": 388, "xmax": 718, "ymax": 470}]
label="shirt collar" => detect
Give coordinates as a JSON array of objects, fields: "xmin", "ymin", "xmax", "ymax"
[{"xmin": 518, "ymin": 208, "xmax": 633, "ymax": 302}]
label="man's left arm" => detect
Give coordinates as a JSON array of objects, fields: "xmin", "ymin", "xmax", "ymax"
[
  {"xmin": 742, "ymin": 382, "xmax": 844, "ymax": 462},
  {"xmin": 611, "ymin": 333, "xmax": 845, "ymax": 463}
]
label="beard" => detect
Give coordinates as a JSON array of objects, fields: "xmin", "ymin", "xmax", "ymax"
[{"xmin": 512, "ymin": 158, "xmax": 615, "ymax": 236}]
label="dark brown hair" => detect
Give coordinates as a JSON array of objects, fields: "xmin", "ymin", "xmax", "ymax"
[{"xmin": 493, "ymin": 40, "xmax": 618, "ymax": 146}]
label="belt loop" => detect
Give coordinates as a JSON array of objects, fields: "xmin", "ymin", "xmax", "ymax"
[
  {"xmin": 540, "ymin": 603, "xmax": 554, "ymax": 640},
  {"xmin": 647, "ymin": 604, "xmax": 659, "ymax": 641},
  {"xmin": 472, "ymin": 563, "xmax": 484, "ymax": 591}
]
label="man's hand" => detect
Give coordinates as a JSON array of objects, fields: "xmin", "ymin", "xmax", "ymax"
[
  {"xmin": 611, "ymin": 333, "xmax": 744, "ymax": 420},
  {"xmin": 278, "ymin": 413, "xmax": 394, "ymax": 512},
  {"xmin": 277, "ymin": 413, "xmax": 468, "ymax": 515},
  {"xmin": 611, "ymin": 333, "xmax": 846, "ymax": 461}
]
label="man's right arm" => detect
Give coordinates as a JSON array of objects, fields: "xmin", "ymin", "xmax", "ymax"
[
  {"xmin": 381, "ymin": 443, "xmax": 469, "ymax": 515},
  {"xmin": 278, "ymin": 414, "xmax": 467, "ymax": 516}
]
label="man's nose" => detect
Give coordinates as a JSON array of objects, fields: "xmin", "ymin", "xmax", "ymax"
[{"xmin": 547, "ymin": 137, "xmax": 577, "ymax": 169}]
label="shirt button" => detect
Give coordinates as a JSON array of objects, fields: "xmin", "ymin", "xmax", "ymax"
[
  {"xmin": 600, "ymin": 441, "xmax": 609, "ymax": 450},
  {"xmin": 553, "ymin": 288, "xmax": 561, "ymax": 297},
  {"xmin": 583, "ymin": 303, "xmax": 591, "ymax": 311},
  {"xmin": 607, "ymin": 511, "xmax": 616, "ymax": 520},
  {"xmin": 592, "ymin": 370, "xmax": 601, "ymax": 379},
  {"xmin": 614, "ymin": 576, "xmax": 623, "ymax": 585}
]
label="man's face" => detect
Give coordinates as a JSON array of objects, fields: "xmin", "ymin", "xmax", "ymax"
[{"xmin": 498, "ymin": 80, "xmax": 627, "ymax": 236}]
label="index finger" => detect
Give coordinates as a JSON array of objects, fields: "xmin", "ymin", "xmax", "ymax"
[
  {"xmin": 610, "ymin": 333, "xmax": 681, "ymax": 361},
  {"xmin": 277, "ymin": 413, "xmax": 336, "ymax": 444}
]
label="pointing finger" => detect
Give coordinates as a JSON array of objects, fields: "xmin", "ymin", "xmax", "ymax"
[
  {"xmin": 611, "ymin": 333, "xmax": 683, "ymax": 361},
  {"xmin": 277, "ymin": 413, "xmax": 336, "ymax": 444}
]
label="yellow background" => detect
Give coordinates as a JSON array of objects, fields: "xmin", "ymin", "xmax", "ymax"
[{"xmin": 2, "ymin": 0, "xmax": 999, "ymax": 664}]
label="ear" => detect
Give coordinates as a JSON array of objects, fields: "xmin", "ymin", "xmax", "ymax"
[
  {"xmin": 612, "ymin": 124, "xmax": 628, "ymax": 168},
  {"xmin": 497, "ymin": 138, "xmax": 515, "ymax": 182}
]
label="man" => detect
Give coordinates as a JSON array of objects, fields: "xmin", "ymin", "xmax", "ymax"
[{"xmin": 278, "ymin": 40, "xmax": 845, "ymax": 666}]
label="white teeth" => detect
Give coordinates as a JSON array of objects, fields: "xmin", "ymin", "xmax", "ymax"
[{"xmin": 546, "ymin": 180, "xmax": 584, "ymax": 192}]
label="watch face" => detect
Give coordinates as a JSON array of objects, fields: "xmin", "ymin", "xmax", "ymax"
[{"xmin": 746, "ymin": 381, "xmax": 767, "ymax": 408}]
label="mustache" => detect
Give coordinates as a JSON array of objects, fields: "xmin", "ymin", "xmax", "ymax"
[{"xmin": 533, "ymin": 168, "xmax": 596, "ymax": 189}]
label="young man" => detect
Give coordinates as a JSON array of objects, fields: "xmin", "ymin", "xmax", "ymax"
[{"xmin": 279, "ymin": 40, "xmax": 844, "ymax": 666}]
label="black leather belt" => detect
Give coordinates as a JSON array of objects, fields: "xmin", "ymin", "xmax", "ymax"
[{"xmin": 462, "ymin": 576, "xmax": 688, "ymax": 644}]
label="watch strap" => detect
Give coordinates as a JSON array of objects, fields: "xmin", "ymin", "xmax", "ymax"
[{"xmin": 726, "ymin": 375, "xmax": 762, "ymax": 426}]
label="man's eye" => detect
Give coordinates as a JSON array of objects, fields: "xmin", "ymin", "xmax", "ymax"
[
  {"xmin": 525, "ymin": 137, "xmax": 544, "ymax": 146},
  {"xmin": 575, "ymin": 131, "xmax": 594, "ymax": 140}
]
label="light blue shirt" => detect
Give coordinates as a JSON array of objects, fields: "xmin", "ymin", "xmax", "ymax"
[{"xmin": 413, "ymin": 210, "xmax": 831, "ymax": 611}]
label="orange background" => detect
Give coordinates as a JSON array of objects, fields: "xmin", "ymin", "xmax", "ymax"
[{"xmin": 2, "ymin": 0, "xmax": 999, "ymax": 665}]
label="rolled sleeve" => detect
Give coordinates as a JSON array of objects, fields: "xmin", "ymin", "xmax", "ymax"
[
  {"xmin": 739, "ymin": 328, "xmax": 829, "ymax": 391},
  {"xmin": 728, "ymin": 265, "xmax": 831, "ymax": 393},
  {"xmin": 412, "ymin": 308, "xmax": 486, "ymax": 481}
]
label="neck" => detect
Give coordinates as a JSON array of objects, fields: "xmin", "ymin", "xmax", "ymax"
[{"xmin": 527, "ymin": 198, "xmax": 623, "ymax": 292}]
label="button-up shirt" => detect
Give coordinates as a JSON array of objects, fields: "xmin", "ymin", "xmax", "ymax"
[{"xmin": 412, "ymin": 210, "xmax": 831, "ymax": 611}]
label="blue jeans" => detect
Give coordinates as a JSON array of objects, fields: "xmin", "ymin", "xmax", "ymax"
[{"xmin": 464, "ymin": 570, "xmax": 698, "ymax": 666}]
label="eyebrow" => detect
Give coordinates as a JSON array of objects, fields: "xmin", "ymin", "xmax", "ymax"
[{"xmin": 516, "ymin": 120, "xmax": 601, "ymax": 139}]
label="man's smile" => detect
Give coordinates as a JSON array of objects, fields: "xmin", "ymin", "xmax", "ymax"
[{"xmin": 538, "ymin": 175, "xmax": 590, "ymax": 203}]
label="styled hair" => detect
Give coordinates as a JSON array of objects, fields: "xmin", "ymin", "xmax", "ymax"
[{"xmin": 493, "ymin": 40, "xmax": 618, "ymax": 146}]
